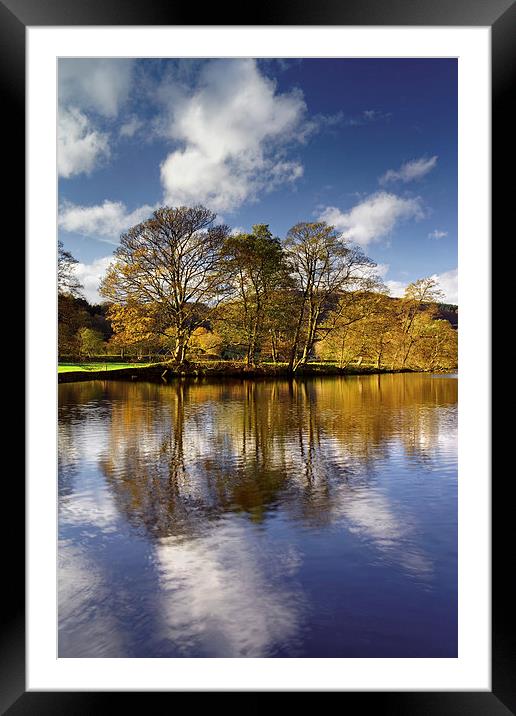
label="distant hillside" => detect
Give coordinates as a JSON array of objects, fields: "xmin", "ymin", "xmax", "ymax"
[
  {"xmin": 435, "ymin": 303, "xmax": 458, "ymax": 329},
  {"xmin": 385, "ymin": 295, "xmax": 458, "ymax": 329},
  {"xmin": 380, "ymin": 294, "xmax": 458, "ymax": 329}
]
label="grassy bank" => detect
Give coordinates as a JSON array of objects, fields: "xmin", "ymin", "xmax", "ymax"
[
  {"xmin": 56, "ymin": 359, "xmax": 434, "ymax": 384},
  {"xmin": 58, "ymin": 362, "xmax": 154, "ymax": 373}
]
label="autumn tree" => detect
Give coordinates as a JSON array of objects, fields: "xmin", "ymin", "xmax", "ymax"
[
  {"xmin": 221, "ymin": 225, "xmax": 291, "ymax": 365},
  {"xmin": 284, "ymin": 221, "xmax": 376, "ymax": 371},
  {"xmin": 361, "ymin": 296, "xmax": 399, "ymax": 369},
  {"xmin": 316, "ymin": 290, "xmax": 393, "ymax": 368},
  {"xmin": 391, "ymin": 277, "xmax": 444, "ymax": 369},
  {"xmin": 405, "ymin": 313, "xmax": 458, "ymax": 371},
  {"xmin": 428, "ymin": 319, "xmax": 457, "ymax": 370},
  {"xmin": 100, "ymin": 206, "xmax": 231, "ymax": 364},
  {"xmin": 263, "ymin": 282, "xmax": 300, "ymax": 363},
  {"xmin": 105, "ymin": 301, "xmax": 165, "ymax": 358},
  {"xmin": 188, "ymin": 327, "xmax": 224, "ymax": 359}
]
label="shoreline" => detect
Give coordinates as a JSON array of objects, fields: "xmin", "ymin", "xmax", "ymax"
[{"xmin": 57, "ymin": 362, "xmax": 453, "ymax": 384}]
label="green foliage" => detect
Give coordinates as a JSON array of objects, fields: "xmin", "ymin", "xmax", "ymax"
[
  {"xmin": 221, "ymin": 225, "xmax": 292, "ymax": 365},
  {"xmin": 77, "ymin": 327, "xmax": 106, "ymax": 357}
]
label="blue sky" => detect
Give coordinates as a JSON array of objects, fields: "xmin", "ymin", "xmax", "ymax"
[{"xmin": 58, "ymin": 58, "xmax": 457, "ymax": 304}]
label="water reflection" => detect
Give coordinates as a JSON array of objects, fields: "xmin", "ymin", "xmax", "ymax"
[
  {"xmin": 59, "ymin": 374, "xmax": 457, "ymax": 657},
  {"xmin": 155, "ymin": 525, "xmax": 304, "ymax": 657}
]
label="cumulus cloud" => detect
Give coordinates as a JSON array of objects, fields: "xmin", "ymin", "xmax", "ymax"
[
  {"xmin": 384, "ymin": 280, "xmax": 409, "ymax": 298},
  {"xmin": 58, "ymin": 107, "xmax": 110, "ymax": 178},
  {"xmin": 431, "ymin": 267, "xmax": 458, "ymax": 304},
  {"xmin": 386, "ymin": 267, "xmax": 458, "ymax": 304},
  {"xmin": 59, "ymin": 200, "xmax": 157, "ymax": 241},
  {"xmin": 428, "ymin": 229, "xmax": 448, "ymax": 239},
  {"xmin": 158, "ymin": 59, "xmax": 308, "ymax": 212},
  {"xmin": 373, "ymin": 263, "xmax": 390, "ymax": 279},
  {"xmin": 73, "ymin": 256, "xmax": 114, "ymax": 304},
  {"xmin": 379, "ymin": 155, "xmax": 438, "ymax": 185},
  {"xmin": 59, "ymin": 59, "xmax": 134, "ymax": 118},
  {"xmin": 319, "ymin": 191, "xmax": 425, "ymax": 247},
  {"xmin": 58, "ymin": 59, "xmax": 134, "ymax": 178}
]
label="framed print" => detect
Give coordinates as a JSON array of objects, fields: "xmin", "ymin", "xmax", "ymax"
[{"xmin": 6, "ymin": 0, "xmax": 511, "ymax": 710}]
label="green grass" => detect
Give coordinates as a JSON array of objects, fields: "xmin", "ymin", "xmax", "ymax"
[{"xmin": 58, "ymin": 362, "xmax": 154, "ymax": 373}]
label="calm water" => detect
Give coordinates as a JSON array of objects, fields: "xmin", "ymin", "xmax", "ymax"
[{"xmin": 58, "ymin": 373, "xmax": 457, "ymax": 658}]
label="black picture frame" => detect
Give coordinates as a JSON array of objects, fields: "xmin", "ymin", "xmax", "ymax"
[{"xmin": 7, "ymin": 0, "xmax": 510, "ymax": 711}]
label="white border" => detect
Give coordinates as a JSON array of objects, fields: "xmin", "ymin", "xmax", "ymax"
[{"xmin": 27, "ymin": 26, "xmax": 490, "ymax": 691}]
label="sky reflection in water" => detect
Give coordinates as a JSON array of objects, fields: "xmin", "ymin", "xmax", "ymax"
[{"xmin": 58, "ymin": 373, "xmax": 457, "ymax": 657}]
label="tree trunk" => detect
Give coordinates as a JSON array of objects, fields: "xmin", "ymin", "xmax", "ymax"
[
  {"xmin": 376, "ymin": 340, "xmax": 384, "ymax": 370},
  {"xmin": 288, "ymin": 293, "xmax": 308, "ymax": 372},
  {"xmin": 401, "ymin": 339, "xmax": 415, "ymax": 368},
  {"xmin": 295, "ymin": 306, "xmax": 319, "ymax": 370},
  {"xmin": 246, "ymin": 318, "xmax": 260, "ymax": 366},
  {"xmin": 173, "ymin": 333, "xmax": 188, "ymax": 364},
  {"xmin": 339, "ymin": 337, "xmax": 345, "ymax": 369},
  {"xmin": 270, "ymin": 330, "xmax": 278, "ymax": 363}
]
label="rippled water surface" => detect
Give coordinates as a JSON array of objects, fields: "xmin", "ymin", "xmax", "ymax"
[{"xmin": 58, "ymin": 373, "xmax": 457, "ymax": 657}]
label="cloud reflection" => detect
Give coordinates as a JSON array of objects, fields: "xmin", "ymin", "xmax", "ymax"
[
  {"xmin": 58, "ymin": 373, "xmax": 457, "ymax": 656},
  {"xmin": 155, "ymin": 522, "xmax": 304, "ymax": 657}
]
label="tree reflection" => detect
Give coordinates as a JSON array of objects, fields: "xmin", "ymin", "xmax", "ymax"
[
  {"xmin": 57, "ymin": 374, "xmax": 459, "ymax": 539},
  {"xmin": 58, "ymin": 374, "xmax": 457, "ymax": 657}
]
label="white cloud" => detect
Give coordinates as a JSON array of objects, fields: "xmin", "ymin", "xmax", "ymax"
[
  {"xmin": 348, "ymin": 262, "xmax": 390, "ymax": 288},
  {"xmin": 319, "ymin": 191, "xmax": 425, "ymax": 247},
  {"xmin": 431, "ymin": 267, "xmax": 458, "ymax": 304},
  {"xmin": 58, "ymin": 107, "xmax": 110, "ymax": 178},
  {"xmin": 119, "ymin": 116, "xmax": 143, "ymax": 138},
  {"xmin": 159, "ymin": 59, "xmax": 308, "ymax": 212},
  {"xmin": 58, "ymin": 60, "xmax": 134, "ymax": 178},
  {"xmin": 373, "ymin": 262, "xmax": 390, "ymax": 279},
  {"xmin": 384, "ymin": 280, "xmax": 408, "ymax": 298},
  {"xmin": 59, "ymin": 59, "xmax": 133, "ymax": 118},
  {"xmin": 428, "ymin": 229, "xmax": 448, "ymax": 240},
  {"xmin": 344, "ymin": 109, "xmax": 392, "ymax": 126},
  {"xmin": 386, "ymin": 267, "xmax": 458, "ymax": 304},
  {"xmin": 362, "ymin": 109, "xmax": 390, "ymax": 121},
  {"xmin": 379, "ymin": 155, "xmax": 438, "ymax": 185},
  {"xmin": 59, "ymin": 200, "xmax": 157, "ymax": 241},
  {"xmin": 73, "ymin": 256, "xmax": 114, "ymax": 304}
]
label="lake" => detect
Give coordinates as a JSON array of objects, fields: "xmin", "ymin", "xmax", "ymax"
[{"xmin": 58, "ymin": 373, "xmax": 457, "ymax": 658}]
